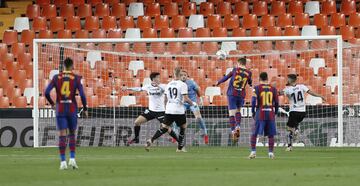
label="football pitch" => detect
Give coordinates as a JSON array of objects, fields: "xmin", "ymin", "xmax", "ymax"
[{"xmin": 0, "ymin": 147, "xmax": 359, "ymax": 186}]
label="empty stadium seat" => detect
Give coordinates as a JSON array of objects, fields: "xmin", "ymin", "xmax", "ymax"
[
  {"xmin": 26, "ymin": 4, "xmax": 40, "ymax": 19},
  {"xmin": 24, "ymin": 88, "xmax": 34, "ymax": 104},
  {"xmin": 21, "ymin": 30, "xmax": 35, "ymax": 45},
  {"xmin": 289, "ymin": 1, "xmax": 304, "ymax": 14},
  {"xmin": 321, "ymin": 0, "xmax": 337, "ymax": 15},
  {"xmin": 199, "ymin": 2, "xmax": 214, "ymax": 16},
  {"xmin": 171, "ymin": 15, "xmax": 186, "ymax": 30},
  {"xmin": 85, "ymin": 16, "xmax": 100, "ymax": 31},
  {"xmin": 66, "ymin": 16, "xmax": 81, "ymax": 31},
  {"xmin": 128, "ymin": 3, "xmax": 144, "ymax": 18},
  {"xmin": 154, "ymin": 15, "xmax": 169, "ymax": 30},
  {"xmin": 3, "ymin": 30, "xmax": 18, "ymax": 45},
  {"xmin": 14, "ymin": 17, "xmax": 30, "ymax": 32},
  {"xmin": 88, "ymin": 0, "xmax": 103, "ymax": 6},
  {"xmin": 182, "ymin": 2, "xmax": 196, "ymax": 16},
  {"xmin": 341, "ymin": 0, "xmax": 356, "ymax": 15},
  {"xmin": 70, "ymin": 0, "xmax": 85, "ymax": 6},
  {"xmin": 320, "ymin": 25, "xmax": 336, "ymax": 35},
  {"xmin": 271, "ymin": 1, "xmax": 286, "ymax": 16},
  {"xmin": 160, "ymin": 28, "xmax": 175, "ymax": 38},
  {"xmin": 232, "ymin": 27, "xmax": 246, "ymax": 37},
  {"xmin": 196, "ymin": 27, "xmax": 210, "ymax": 37},
  {"xmin": 260, "ymin": 14, "xmax": 275, "ymax": 28},
  {"xmin": 309, "ymin": 58, "xmax": 325, "ymax": 75},
  {"xmin": 205, "ymin": 86, "xmax": 221, "ymax": 103},
  {"xmin": 142, "ymin": 28, "xmax": 157, "ymax": 38},
  {"xmin": 120, "ymin": 96, "xmax": 136, "ymax": 106},
  {"xmin": 224, "ymin": 14, "xmax": 240, "ymax": 29},
  {"xmin": 111, "ymin": 3, "xmax": 126, "ymax": 18},
  {"xmin": 41, "ymin": 4, "xmax": 57, "ymax": 19},
  {"xmin": 129, "ymin": 60, "xmax": 145, "ymax": 76},
  {"xmin": 125, "ymin": 28, "xmax": 141, "ymax": 38},
  {"xmin": 60, "ymin": 4, "xmax": 75, "ymax": 18},
  {"xmin": 119, "ymin": 16, "xmax": 135, "ymax": 29},
  {"xmin": 50, "ymin": 17, "xmax": 65, "ymax": 32},
  {"xmin": 340, "ymin": 26, "xmax": 355, "ymax": 40},
  {"xmin": 86, "ymin": 51, "xmax": 102, "ymax": 68},
  {"xmin": 253, "ymin": 1, "xmax": 268, "ymax": 16},
  {"xmin": 58, "ymin": 29, "xmax": 72, "ymax": 38},
  {"xmin": 92, "ymin": 29, "xmax": 106, "ymax": 38},
  {"xmin": 234, "ymin": 1, "xmax": 249, "ymax": 16},
  {"xmin": 95, "ymin": 3, "xmax": 110, "ymax": 17},
  {"xmin": 220, "ymin": 42, "xmax": 236, "ymax": 54},
  {"xmin": 266, "ymin": 26, "xmax": 282, "ymax": 36},
  {"xmin": 304, "ymin": 1, "xmax": 320, "ymax": 16},
  {"xmin": 348, "ymin": 13, "xmax": 360, "ymax": 28},
  {"xmin": 163, "ymin": 2, "xmax": 179, "ymax": 17},
  {"xmin": 330, "ymin": 13, "xmax": 346, "ymax": 28},
  {"xmin": 75, "ymin": 29, "xmax": 89, "ymax": 38},
  {"xmin": 277, "ymin": 13, "xmax": 293, "ymax": 28},
  {"xmin": 306, "ymin": 95, "xmax": 323, "ymax": 105},
  {"xmin": 217, "ymin": 2, "xmax": 232, "ymax": 16},
  {"xmin": 146, "ymin": 3, "xmax": 161, "ymax": 17},
  {"xmin": 11, "ymin": 43, "xmax": 26, "ymax": 58},
  {"xmin": 313, "ymin": 14, "xmax": 328, "ymax": 28},
  {"xmin": 250, "ymin": 27, "xmax": 265, "ymax": 37},
  {"xmin": 77, "ymin": 4, "xmax": 92, "ymax": 18},
  {"xmin": 213, "ymin": 27, "xmax": 227, "ymax": 37},
  {"xmin": 32, "ymin": 16, "xmax": 47, "ymax": 31},
  {"xmin": 178, "ymin": 28, "xmax": 193, "ymax": 37},
  {"xmin": 301, "ymin": 25, "xmax": 318, "ymax": 36},
  {"xmin": 188, "ymin": 15, "xmax": 204, "ymax": 29},
  {"xmin": 207, "ymin": 14, "xmax": 222, "ymax": 29},
  {"xmin": 107, "ymin": 29, "xmax": 123, "ymax": 38},
  {"xmin": 242, "ymin": 14, "xmax": 257, "ymax": 29},
  {"xmin": 294, "ymin": 13, "xmax": 310, "ymax": 27}
]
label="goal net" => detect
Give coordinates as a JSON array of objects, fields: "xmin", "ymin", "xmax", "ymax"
[{"xmin": 33, "ymin": 36, "xmax": 359, "ymax": 148}]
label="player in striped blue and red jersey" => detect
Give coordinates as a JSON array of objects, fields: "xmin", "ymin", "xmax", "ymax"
[
  {"xmin": 45, "ymin": 57, "xmax": 88, "ymax": 170},
  {"xmin": 216, "ymin": 58, "xmax": 252, "ymax": 142},
  {"xmin": 249, "ymin": 72, "xmax": 279, "ymax": 159}
]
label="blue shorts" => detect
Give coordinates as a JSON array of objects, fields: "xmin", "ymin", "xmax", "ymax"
[
  {"xmin": 252, "ymin": 119, "xmax": 276, "ymax": 136},
  {"xmin": 56, "ymin": 114, "xmax": 78, "ymax": 131},
  {"xmin": 227, "ymin": 95, "xmax": 244, "ymax": 110},
  {"xmin": 184, "ymin": 103, "xmax": 200, "ymax": 112}
]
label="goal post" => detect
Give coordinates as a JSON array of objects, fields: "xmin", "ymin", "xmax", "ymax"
[{"xmin": 33, "ymin": 36, "xmax": 352, "ymax": 148}]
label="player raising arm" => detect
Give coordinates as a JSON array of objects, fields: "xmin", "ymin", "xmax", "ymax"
[
  {"xmin": 249, "ymin": 72, "xmax": 279, "ymax": 159},
  {"xmin": 45, "ymin": 58, "xmax": 88, "ymax": 170},
  {"xmin": 122, "ymin": 72, "xmax": 178, "ymax": 145},
  {"xmin": 180, "ymin": 70, "xmax": 209, "ymax": 144},
  {"xmin": 216, "ymin": 58, "xmax": 252, "ymax": 142},
  {"xmin": 145, "ymin": 67, "xmax": 195, "ymax": 152},
  {"xmin": 280, "ymin": 74, "xmax": 326, "ymax": 151}
]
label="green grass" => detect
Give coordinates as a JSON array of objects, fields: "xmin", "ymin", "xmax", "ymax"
[{"xmin": 0, "ymin": 147, "xmax": 359, "ymax": 186}]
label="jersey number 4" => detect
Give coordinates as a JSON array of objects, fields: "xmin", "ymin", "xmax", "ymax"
[
  {"xmin": 61, "ymin": 81, "xmax": 71, "ymax": 97},
  {"xmin": 291, "ymin": 91, "xmax": 304, "ymax": 104},
  {"xmin": 168, "ymin": 87, "xmax": 178, "ymax": 99}
]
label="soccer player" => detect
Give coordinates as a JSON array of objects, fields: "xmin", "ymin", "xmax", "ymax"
[
  {"xmin": 216, "ymin": 58, "xmax": 252, "ymax": 142},
  {"xmin": 281, "ymin": 74, "xmax": 326, "ymax": 151},
  {"xmin": 45, "ymin": 57, "xmax": 88, "ymax": 170},
  {"xmin": 122, "ymin": 72, "xmax": 179, "ymax": 145},
  {"xmin": 180, "ymin": 70, "xmax": 209, "ymax": 144},
  {"xmin": 249, "ymin": 72, "xmax": 279, "ymax": 159},
  {"xmin": 145, "ymin": 67, "xmax": 195, "ymax": 152}
]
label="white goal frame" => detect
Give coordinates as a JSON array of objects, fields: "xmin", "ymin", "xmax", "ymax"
[{"xmin": 33, "ymin": 36, "xmax": 343, "ymax": 148}]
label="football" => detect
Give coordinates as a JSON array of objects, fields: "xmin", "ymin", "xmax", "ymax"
[{"xmin": 216, "ymin": 50, "xmax": 227, "ymax": 60}]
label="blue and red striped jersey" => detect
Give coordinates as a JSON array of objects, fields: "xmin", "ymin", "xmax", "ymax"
[
  {"xmin": 217, "ymin": 67, "xmax": 252, "ymax": 98},
  {"xmin": 252, "ymin": 84, "xmax": 279, "ymax": 120},
  {"xmin": 45, "ymin": 71, "xmax": 87, "ymax": 115}
]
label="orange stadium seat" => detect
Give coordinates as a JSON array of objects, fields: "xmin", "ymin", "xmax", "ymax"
[
  {"xmin": 77, "ymin": 4, "xmax": 92, "ymax": 18},
  {"xmin": 41, "ymin": 4, "xmax": 57, "ymax": 19},
  {"xmin": 330, "ymin": 13, "xmax": 346, "ymax": 28},
  {"xmin": 7, "ymin": 87, "xmax": 21, "ymax": 104},
  {"xmin": 57, "ymin": 29, "xmax": 72, "ymax": 38},
  {"xmin": 154, "ymin": 15, "xmax": 169, "ymax": 30},
  {"xmin": 200, "ymin": 2, "xmax": 214, "ymax": 16},
  {"xmin": 11, "ymin": 43, "xmax": 26, "ymax": 58},
  {"xmin": 266, "ymin": 26, "xmax": 282, "ymax": 36},
  {"xmin": 222, "ymin": 14, "xmax": 239, "ymax": 29},
  {"xmin": 294, "ymin": 13, "xmax": 310, "ymax": 27},
  {"xmin": 3, "ymin": 30, "xmax": 18, "ymax": 45},
  {"xmin": 54, "ymin": 0, "xmax": 67, "ymax": 6},
  {"xmin": 0, "ymin": 97, "xmax": 10, "ymax": 108},
  {"xmin": 163, "ymin": 2, "xmax": 178, "ymax": 17},
  {"xmin": 70, "ymin": 0, "xmax": 85, "ymax": 6},
  {"xmin": 185, "ymin": 42, "xmax": 201, "ymax": 55},
  {"xmin": 277, "ymin": 13, "xmax": 293, "ymax": 28},
  {"xmin": 102, "ymin": 16, "xmax": 117, "ymax": 31},
  {"xmin": 171, "ymin": 15, "xmax": 186, "ymax": 30},
  {"xmin": 253, "ymin": 1, "xmax": 268, "ymax": 16},
  {"xmin": 260, "ymin": 14, "xmax": 275, "ymax": 28},
  {"xmin": 0, "ymin": 43, "xmax": 7, "ymax": 58},
  {"xmin": 320, "ymin": 25, "xmax": 336, "ymax": 35},
  {"xmin": 13, "ymin": 69, "xmax": 27, "ymax": 85},
  {"xmin": 50, "ymin": 17, "xmax": 65, "ymax": 32},
  {"xmin": 26, "ymin": 4, "xmax": 40, "ymax": 19},
  {"xmin": 146, "ymin": 3, "xmax": 161, "ymax": 17},
  {"xmin": 92, "ymin": 29, "xmax": 106, "ymax": 38},
  {"xmin": 211, "ymin": 95, "xmax": 227, "ymax": 106},
  {"xmin": 258, "ymin": 41, "xmax": 273, "ymax": 52},
  {"xmin": 142, "ymin": 28, "xmax": 157, "ymax": 38},
  {"xmin": 340, "ymin": 26, "xmax": 355, "ymax": 40},
  {"xmin": 20, "ymin": 30, "xmax": 35, "ymax": 45},
  {"xmin": 160, "ymin": 28, "xmax": 175, "ymax": 38},
  {"xmin": 288, "ymin": 1, "xmax": 303, "ymax": 14},
  {"xmin": 107, "ymin": 29, "xmax": 123, "ymax": 38},
  {"xmin": 182, "ymin": 2, "xmax": 196, "ymax": 17},
  {"xmin": 60, "ymin": 4, "xmax": 75, "ymax": 18},
  {"xmin": 88, "ymin": 95, "xmax": 99, "ymax": 108},
  {"xmin": 195, "ymin": 27, "xmax": 211, "ymax": 37},
  {"xmin": 271, "ymin": 1, "xmax": 286, "ymax": 16},
  {"xmin": 89, "ymin": 0, "xmax": 103, "ymax": 6},
  {"xmin": 242, "ymin": 14, "xmax": 258, "ymax": 29},
  {"xmin": 0, "ymin": 70, "xmax": 9, "ymax": 87},
  {"xmin": 85, "ymin": 16, "xmax": 100, "ymax": 31},
  {"xmin": 66, "ymin": 16, "xmax": 81, "ymax": 31},
  {"xmin": 95, "ymin": 3, "xmax": 110, "ymax": 17},
  {"xmin": 213, "ymin": 27, "xmax": 228, "ymax": 37},
  {"xmin": 207, "ymin": 14, "xmax": 222, "ymax": 29},
  {"xmin": 313, "ymin": 14, "xmax": 328, "ymax": 28},
  {"xmin": 239, "ymin": 41, "xmax": 254, "ymax": 51},
  {"xmin": 348, "ymin": 13, "xmax": 360, "ymax": 28},
  {"xmin": 217, "ymin": 2, "xmax": 232, "ymax": 16},
  {"xmin": 341, "ymin": 0, "xmax": 356, "ymax": 15},
  {"xmin": 119, "ymin": 16, "xmax": 135, "ymax": 29},
  {"xmin": 293, "ymin": 40, "xmax": 309, "ymax": 50},
  {"xmin": 32, "ymin": 17, "xmax": 47, "ymax": 31},
  {"xmin": 75, "ymin": 29, "xmax": 89, "ymax": 38},
  {"xmin": 167, "ymin": 42, "xmax": 183, "ymax": 54},
  {"xmin": 111, "ymin": 3, "xmax": 126, "ymax": 18},
  {"xmin": 321, "ymin": 0, "xmax": 337, "ymax": 15},
  {"xmin": 178, "ymin": 28, "xmax": 193, "ymax": 37},
  {"xmin": 234, "ymin": 1, "xmax": 249, "ymax": 16},
  {"xmin": 284, "ymin": 26, "xmax": 300, "ymax": 36},
  {"xmin": 250, "ymin": 27, "xmax": 265, "ymax": 37},
  {"xmin": 137, "ymin": 16, "xmax": 152, "ymax": 30},
  {"xmin": 232, "ymin": 27, "xmax": 246, "ymax": 37},
  {"xmin": 13, "ymin": 96, "xmax": 28, "ymax": 108},
  {"xmin": 203, "ymin": 42, "xmax": 218, "ymax": 54}
]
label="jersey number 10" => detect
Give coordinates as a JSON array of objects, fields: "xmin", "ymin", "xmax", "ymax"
[{"xmin": 260, "ymin": 91, "xmax": 273, "ymax": 106}]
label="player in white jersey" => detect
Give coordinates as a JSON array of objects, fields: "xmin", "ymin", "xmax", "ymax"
[
  {"xmin": 123, "ymin": 72, "xmax": 179, "ymax": 145},
  {"xmin": 145, "ymin": 67, "xmax": 195, "ymax": 152},
  {"xmin": 281, "ymin": 74, "xmax": 325, "ymax": 151}
]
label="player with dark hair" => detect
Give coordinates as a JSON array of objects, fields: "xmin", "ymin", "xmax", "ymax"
[
  {"xmin": 281, "ymin": 74, "xmax": 325, "ymax": 151},
  {"xmin": 123, "ymin": 72, "xmax": 179, "ymax": 145},
  {"xmin": 179, "ymin": 70, "xmax": 209, "ymax": 144},
  {"xmin": 216, "ymin": 57, "xmax": 252, "ymax": 142},
  {"xmin": 145, "ymin": 67, "xmax": 195, "ymax": 152},
  {"xmin": 249, "ymin": 72, "xmax": 279, "ymax": 159},
  {"xmin": 45, "ymin": 57, "xmax": 88, "ymax": 170}
]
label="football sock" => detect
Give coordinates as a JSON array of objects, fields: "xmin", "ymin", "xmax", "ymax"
[
  {"xmin": 151, "ymin": 127, "xmax": 168, "ymax": 142},
  {"xmin": 134, "ymin": 125, "xmax": 141, "ymax": 139},
  {"xmin": 178, "ymin": 127, "xmax": 186, "ymax": 150},
  {"xmin": 268, "ymin": 136, "xmax": 274, "ymax": 153},
  {"xmin": 59, "ymin": 136, "xmax": 67, "ymax": 162},
  {"xmin": 68, "ymin": 134, "xmax": 76, "ymax": 159},
  {"xmin": 288, "ymin": 130, "xmax": 293, "ymax": 147},
  {"xmin": 250, "ymin": 135, "xmax": 257, "ymax": 152},
  {"xmin": 235, "ymin": 112, "xmax": 241, "ymax": 127},
  {"xmin": 229, "ymin": 116, "xmax": 236, "ymax": 131},
  {"xmin": 197, "ymin": 117, "xmax": 208, "ymax": 135},
  {"xmin": 169, "ymin": 130, "xmax": 179, "ymax": 142}
]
